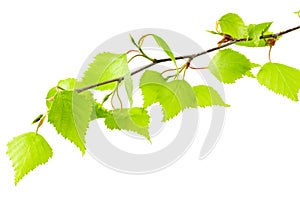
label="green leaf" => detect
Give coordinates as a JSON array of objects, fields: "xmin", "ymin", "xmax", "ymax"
[
  {"xmin": 193, "ymin": 85, "xmax": 229, "ymax": 107},
  {"xmin": 7, "ymin": 132, "xmax": 53, "ymax": 185},
  {"xmin": 80, "ymin": 52, "xmax": 129, "ymax": 91},
  {"xmin": 104, "ymin": 112, "xmax": 120, "ymax": 130},
  {"xmin": 124, "ymin": 72, "xmax": 133, "ymax": 106},
  {"xmin": 48, "ymin": 90, "xmax": 93, "ymax": 154},
  {"xmin": 104, "ymin": 107, "xmax": 151, "ymax": 141},
  {"xmin": 245, "ymin": 70, "xmax": 256, "ymax": 78},
  {"xmin": 150, "ymin": 34, "xmax": 177, "ymax": 69},
  {"xmin": 94, "ymin": 102, "xmax": 110, "ymax": 119},
  {"xmin": 140, "ymin": 70, "xmax": 197, "ymax": 121},
  {"xmin": 219, "ymin": 13, "xmax": 248, "ymax": 38},
  {"xmin": 57, "ymin": 78, "xmax": 76, "ymax": 90},
  {"xmin": 237, "ymin": 22, "xmax": 273, "ymax": 47},
  {"xmin": 294, "ymin": 10, "xmax": 300, "ymax": 15},
  {"xmin": 129, "ymin": 34, "xmax": 139, "ymax": 49},
  {"xmin": 257, "ymin": 62, "xmax": 300, "ymax": 101},
  {"xmin": 46, "ymin": 78, "xmax": 78, "ymax": 109},
  {"xmin": 248, "ymin": 22, "xmax": 272, "ymax": 46},
  {"xmin": 208, "ymin": 49, "xmax": 252, "ymax": 83}
]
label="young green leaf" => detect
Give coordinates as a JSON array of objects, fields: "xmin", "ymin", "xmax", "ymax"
[
  {"xmin": 7, "ymin": 132, "xmax": 53, "ymax": 185},
  {"xmin": 80, "ymin": 52, "xmax": 129, "ymax": 91},
  {"xmin": 124, "ymin": 72, "xmax": 133, "ymax": 106},
  {"xmin": 208, "ymin": 49, "xmax": 252, "ymax": 83},
  {"xmin": 129, "ymin": 34, "xmax": 139, "ymax": 49},
  {"xmin": 193, "ymin": 85, "xmax": 229, "ymax": 107},
  {"xmin": 104, "ymin": 107, "xmax": 151, "ymax": 141},
  {"xmin": 219, "ymin": 13, "xmax": 248, "ymax": 38},
  {"xmin": 48, "ymin": 90, "xmax": 93, "ymax": 154},
  {"xmin": 140, "ymin": 70, "xmax": 197, "ymax": 121},
  {"xmin": 150, "ymin": 34, "xmax": 177, "ymax": 69},
  {"xmin": 257, "ymin": 62, "xmax": 300, "ymax": 101},
  {"xmin": 237, "ymin": 22, "xmax": 273, "ymax": 47}
]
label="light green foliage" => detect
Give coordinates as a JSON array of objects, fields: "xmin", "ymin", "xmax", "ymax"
[
  {"xmin": 6, "ymin": 12, "xmax": 300, "ymax": 185},
  {"xmin": 140, "ymin": 70, "xmax": 197, "ymax": 121},
  {"xmin": 7, "ymin": 132, "xmax": 53, "ymax": 185},
  {"xmin": 48, "ymin": 90, "xmax": 93, "ymax": 154},
  {"xmin": 150, "ymin": 34, "xmax": 177, "ymax": 68},
  {"xmin": 124, "ymin": 72, "xmax": 133, "ymax": 106},
  {"xmin": 58, "ymin": 78, "xmax": 77, "ymax": 90},
  {"xmin": 208, "ymin": 49, "xmax": 252, "ymax": 83},
  {"xmin": 46, "ymin": 78, "xmax": 77, "ymax": 109},
  {"xmin": 219, "ymin": 13, "xmax": 248, "ymax": 38},
  {"xmin": 193, "ymin": 85, "xmax": 229, "ymax": 107},
  {"xmin": 104, "ymin": 107, "xmax": 151, "ymax": 141},
  {"xmin": 80, "ymin": 52, "xmax": 130, "ymax": 90},
  {"xmin": 237, "ymin": 22, "xmax": 273, "ymax": 47},
  {"xmin": 218, "ymin": 13, "xmax": 274, "ymax": 47},
  {"xmin": 257, "ymin": 62, "xmax": 300, "ymax": 101},
  {"xmin": 94, "ymin": 102, "xmax": 110, "ymax": 119}
]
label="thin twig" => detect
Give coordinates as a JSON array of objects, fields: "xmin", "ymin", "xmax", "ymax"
[{"xmin": 76, "ymin": 25, "xmax": 300, "ymax": 93}]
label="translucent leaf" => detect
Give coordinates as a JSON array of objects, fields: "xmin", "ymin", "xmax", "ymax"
[
  {"xmin": 150, "ymin": 34, "xmax": 177, "ymax": 68},
  {"xmin": 48, "ymin": 90, "xmax": 93, "ymax": 154},
  {"xmin": 7, "ymin": 132, "xmax": 53, "ymax": 185},
  {"xmin": 80, "ymin": 52, "xmax": 129, "ymax": 90},
  {"xmin": 124, "ymin": 72, "xmax": 133, "ymax": 106},
  {"xmin": 140, "ymin": 70, "xmax": 197, "ymax": 121},
  {"xmin": 104, "ymin": 107, "xmax": 151, "ymax": 141},
  {"xmin": 219, "ymin": 13, "xmax": 248, "ymax": 38},
  {"xmin": 257, "ymin": 62, "xmax": 300, "ymax": 101},
  {"xmin": 193, "ymin": 85, "xmax": 229, "ymax": 107},
  {"xmin": 208, "ymin": 49, "xmax": 252, "ymax": 83}
]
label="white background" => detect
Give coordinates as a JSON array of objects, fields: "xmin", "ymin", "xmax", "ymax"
[{"xmin": 1, "ymin": 0, "xmax": 300, "ymax": 199}]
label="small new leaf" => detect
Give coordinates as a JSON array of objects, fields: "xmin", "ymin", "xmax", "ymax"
[
  {"xmin": 208, "ymin": 49, "xmax": 252, "ymax": 83},
  {"xmin": 140, "ymin": 70, "xmax": 197, "ymax": 121},
  {"xmin": 124, "ymin": 72, "xmax": 133, "ymax": 106},
  {"xmin": 150, "ymin": 34, "xmax": 177, "ymax": 69},
  {"xmin": 193, "ymin": 85, "xmax": 229, "ymax": 107},
  {"xmin": 7, "ymin": 132, "xmax": 53, "ymax": 185},
  {"xmin": 48, "ymin": 90, "xmax": 93, "ymax": 154},
  {"xmin": 237, "ymin": 22, "xmax": 273, "ymax": 47},
  {"xmin": 80, "ymin": 52, "xmax": 129, "ymax": 91},
  {"xmin": 257, "ymin": 62, "xmax": 300, "ymax": 101}
]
